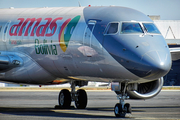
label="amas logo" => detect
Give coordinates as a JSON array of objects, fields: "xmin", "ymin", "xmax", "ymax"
[
  {"xmin": 9, "ymin": 17, "xmax": 63, "ymax": 37},
  {"xmin": 9, "ymin": 15, "xmax": 81, "ymax": 52},
  {"xmin": 59, "ymin": 16, "xmax": 80, "ymax": 52}
]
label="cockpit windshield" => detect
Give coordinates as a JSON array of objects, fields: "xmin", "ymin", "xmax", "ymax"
[
  {"xmin": 143, "ymin": 23, "xmax": 161, "ymax": 34},
  {"xmin": 105, "ymin": 22, "xmax": 161, "ymax": 35},
  {"xmin": 105, "ymin": 23, "xmax": 119, "ymax": 34},
  {"xmin": 121, "ymin": 22, "xmax": 143, "ymax": 34}
]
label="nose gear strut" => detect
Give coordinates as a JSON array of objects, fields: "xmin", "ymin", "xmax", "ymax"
[{"xmin": 113, "ymin": 82, "xmax": 132, "ymax": 117}]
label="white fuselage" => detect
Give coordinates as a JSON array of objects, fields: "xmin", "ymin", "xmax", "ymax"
[{"xmin": 0, "ymin": 7, "xmax": 171, "ymax": 85}]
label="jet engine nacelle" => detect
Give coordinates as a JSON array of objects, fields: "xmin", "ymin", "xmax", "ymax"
[
  {"xmin": 111, "ymin": 77, "xmax": 163, "ymax": 99},
  {"xmin": 127, "ymin": 77, "xmax": 164, "ymax": 99},
  {"xmin": 0, "ymin": 54, "xmax": 23, "ymax": 72},
  {"xmin": 0, "ymin": 51, "xmax": 56, "ymax": 84}
]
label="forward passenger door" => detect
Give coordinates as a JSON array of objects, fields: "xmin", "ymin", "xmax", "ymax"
[{"xmin": 83, "ymin": 20, "xmax": 96, "ymax": 47}]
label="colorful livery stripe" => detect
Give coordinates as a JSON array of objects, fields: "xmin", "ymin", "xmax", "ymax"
[{"xmin": 58, "ymin": 15, "xmax": 81, "ymax": 52}]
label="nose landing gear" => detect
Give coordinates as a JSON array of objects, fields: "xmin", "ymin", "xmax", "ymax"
[
  {"xmin": 114, "ymin": 95, "xmax": 131, "ymax": 117},
  {"xmin": 112, "ymin": 82, "xmax": 132, "ymax": 117}
]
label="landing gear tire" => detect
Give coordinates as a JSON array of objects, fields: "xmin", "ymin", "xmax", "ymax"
[
  {"xmin": 114, "ymin": 103, "xmax": 125, "ymax": 117},
  {"xmin": 75, "ymin": 89, "xmax": 87, "ymax": 109},
  {"xmin": 124, "ymin": 103, "xmax": 131, "ymax": 113},
  {"xmin": 58, "ymin": 89, "xmax": 71, "ymax": 109},
  {"xmin": 114, "ymin": 103, "xmax": 122, "ymax": 117},
  {"xmin": 114, "ymin": 103, "xmax": 131, "ymax": 117}
]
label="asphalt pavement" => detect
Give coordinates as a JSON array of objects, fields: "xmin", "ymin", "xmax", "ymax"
[{"xmin": 0, "ymin": 90, "xmax": 180, "ymax": 120}]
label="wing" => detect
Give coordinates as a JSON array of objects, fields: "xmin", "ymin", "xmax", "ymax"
[{"xmin": 169, "ymin": 47, "xmax": 180, "ymax": 61}]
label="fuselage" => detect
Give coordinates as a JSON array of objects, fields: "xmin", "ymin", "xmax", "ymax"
[{"xmin": 0, "ymin": 6, "xmax": 171, "ymax": 84}]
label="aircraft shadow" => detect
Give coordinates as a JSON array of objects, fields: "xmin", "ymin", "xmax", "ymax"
[
  {"xmin": 132, "ymin": 106, "xmax": 180, "ymax": 112},
  {"xmin": 0, "ymin": 106, "xmax": 179, "ymax": 118},
  {"xmin": 0, "ymin": 107, "xmax": 116, "ymax": 118}
]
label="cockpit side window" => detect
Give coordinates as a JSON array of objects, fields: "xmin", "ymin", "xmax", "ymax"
[
  {"xmin": 143, "ymin": 23, "xmax": 161, "ymax": 34},
  {"xmin": 105, "ymin": 23, "xmax": 119, "ymax": 34},
  {"xmin": 121, "ymin": 22, "xmax": 143, "ymax": 34}
]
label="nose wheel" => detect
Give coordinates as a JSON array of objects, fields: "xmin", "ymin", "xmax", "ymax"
[{"xmin": 114, "ymin": 103, "xmax": 131, "ymax": 117}]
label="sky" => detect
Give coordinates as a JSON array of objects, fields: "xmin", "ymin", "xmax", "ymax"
[{"xmin": 0, "ymin": 0, "xmax": 180, "ymax": 20}]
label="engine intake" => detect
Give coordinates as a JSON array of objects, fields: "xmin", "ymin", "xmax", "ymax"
[{"xmin": 127, "ymin": 77, "xmax": 164, "ymax": 99}]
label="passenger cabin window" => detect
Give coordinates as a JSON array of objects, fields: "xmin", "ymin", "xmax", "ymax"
[
  {"xmin": 70, "ymin": 26, "xmax": 74, "ymax": 34},
  {"xmin": 121, "ymin": 22, "xmax": 143, "ymax": 34},
  {"xmin": 143, "ymin": 23, "xmax": 161, "ymax": 34},
  {"xmin": 45, "ymin": 26, "xmax": 49, "ymax": 34},
  {"xmin": 28, "ymin": 26, "xmax": 32, "ymax": 34},
  {"xmin": 4, "ymin": 26, "xmax": 8, "ymax": 33},
  {"xmin": 11, "ymin": 26, "xmax": 15, "ymax": 33},
  {"xmin": 58, "ymin": 26, "xmax": 61, "ymax": 33},
  {"xmin": 39, "ymin": 26, "xmax": 43, "ymax": 34},
  {"xmin": 105, "ymin": 23, "xmax": 119, "ymax": 34},
  {"xmin": 34, "ymin": 26, "xmax": 37, "ymax": 34},
  {"xmin": 4, "ymin": 22, "xmax": 10, "ymax": 34},
  {"xmin": 64, "ymin": 27, "xmax": 67, "ymax": 34},
  {"xmin": 51, "ymin": 26, "xmax": 55, "ymax": 34},
  {"xmin": 17, "ymin": 26, "xmax": 20, "ymax": 33},
  {"xmin": 22, "ymin": 26, "xmax": 26, "ymax": 34}
]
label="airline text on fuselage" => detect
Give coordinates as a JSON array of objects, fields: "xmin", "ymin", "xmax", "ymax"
[
  {"xmin": 35, "ymin": 39, "xmax": 57, "ymax": 55},
  {"xmin": 9, "ymin": 17, "xmax": 63, "ymax": 37}
]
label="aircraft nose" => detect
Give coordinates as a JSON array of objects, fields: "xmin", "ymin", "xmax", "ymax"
[{"xmin": 141, "ymin": 50, "xmax": 171, "ymax": 79}]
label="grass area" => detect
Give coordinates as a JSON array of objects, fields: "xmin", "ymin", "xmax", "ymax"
[
  {"xmin": 162, "ymin": 86, "xmax": 180, "ymax": 90},
  {"xmin": 0, "ymin": 87, "xmax": 111, "ymax": 91},
  {"xmin": 0, "ymin": 86, "xmax": 180, "ymax": 91}
]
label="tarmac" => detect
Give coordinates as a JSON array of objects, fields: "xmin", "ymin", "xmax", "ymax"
[{"xmin": 0, "ymin": 90, "xmax": 180, "ymax": 120}]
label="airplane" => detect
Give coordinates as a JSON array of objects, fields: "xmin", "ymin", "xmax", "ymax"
[{"xmin": 0, "ymin": 5, "xmax": 176, "ymax": 117}]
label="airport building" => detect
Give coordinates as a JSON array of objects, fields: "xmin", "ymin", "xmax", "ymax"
[
  {"xmin": 153, "ymin": 19, "xmax": 180, "ymax": 86},
  {"xmin": 155, "ymin": 20, "xmax": 180, "ymax": 39}
]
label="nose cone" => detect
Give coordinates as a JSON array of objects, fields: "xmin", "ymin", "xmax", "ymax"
[{"xmin": 140, "ymin": 50, "xmax": 171, "ymax": 79}]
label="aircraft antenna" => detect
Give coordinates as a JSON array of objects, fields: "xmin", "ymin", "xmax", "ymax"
[{"xmin": 78, "ymin": 1, "xmax": 81, "ymax": 7}]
